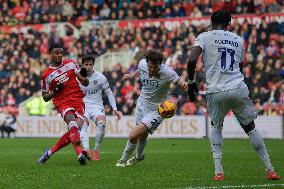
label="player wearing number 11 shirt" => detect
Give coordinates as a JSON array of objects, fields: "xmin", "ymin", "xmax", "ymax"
[{"xmin": 186, "ymin": 10, "xmax": 279, "ymax": 181}]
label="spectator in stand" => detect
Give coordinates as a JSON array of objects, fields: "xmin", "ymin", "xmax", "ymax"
[
  {"xmin": 0, "ymin": 110, "xmax": 17, "ymax": 138},
  {"xmin": 0, "ymin": 1, "xmax": 283, "ymax": 116},
  {"xmin": 0, "ymin": 1, "xmax": 283, "ymax": 25}
]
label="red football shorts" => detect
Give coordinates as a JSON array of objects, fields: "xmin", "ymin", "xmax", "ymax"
[{"xmin": 56, "ymin": 99, "xmax": 85, "ymax": 120}]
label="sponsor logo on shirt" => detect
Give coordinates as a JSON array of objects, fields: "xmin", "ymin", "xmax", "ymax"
[
  {"xmin": 141, "ymin": 77, "xmax": 159, "ymax": 88},
  {"xmin": 55, "ymin": 73, "xmax": 69, "ymax": 83}
]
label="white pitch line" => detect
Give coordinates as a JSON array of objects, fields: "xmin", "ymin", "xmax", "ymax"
[{"xmin": 180, "ymin": 183, "xmax": 284, "ymax": 189}]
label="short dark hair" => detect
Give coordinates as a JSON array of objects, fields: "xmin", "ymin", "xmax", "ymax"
[
  {"xmin": 211, "ymin": 10, "xmax": 232, "ymax": 27},
  {"xmin": 82, "ymin": 54, "xmax": 95, "ymax": 64},
  {"xmin": 49, "ymin": 44, "xmax": 63, "ymax": 53},
  {"xmin": 145, "ymin": 49, "xmax": 163, "ymax": 65}
]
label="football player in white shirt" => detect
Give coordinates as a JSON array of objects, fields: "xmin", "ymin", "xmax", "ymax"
[
  {"xmin": 116, "ymin": 49, "xmax": 188, "ymax": 167},
  {"xmin": 187, "ymin": 10, "xmax": 279, "ymax": 180},
  {"xmin": 79, "ymin": 55, "xmax": 122, "ymax": 160}
]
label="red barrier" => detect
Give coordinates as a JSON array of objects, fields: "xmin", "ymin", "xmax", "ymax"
[{"xmin": 117, "ymin": 13, "xmax": 284, "ymax": 29}]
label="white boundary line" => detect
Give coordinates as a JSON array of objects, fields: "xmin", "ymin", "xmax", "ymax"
[{"xmin": 180, "ymin": 183, "xmax": 284, "ymax": 189}]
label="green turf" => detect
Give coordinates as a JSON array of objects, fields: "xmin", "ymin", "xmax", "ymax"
[{"xmin": 0, "ymin": 138, "xmax": 283, "ymax": 189}]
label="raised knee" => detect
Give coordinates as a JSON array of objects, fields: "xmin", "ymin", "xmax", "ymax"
[{"xmin": 241, "ymin": 121, "xmax": 255, "ymax": 134}]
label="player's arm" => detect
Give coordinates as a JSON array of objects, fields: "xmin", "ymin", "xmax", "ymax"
[
  {"xmin": 186, "ymin": 46, "xmax": 202, "ymax": 102},
  {"xmin": 239, "ymin": 39, "xmax": 245, "ymax": 74},
  {"xmin": 123, "ymin": 69, "xmax": 140, "ymax": 80},
  {"xmin": 42, "ymin": 83, "xmax": 64, "ymax": 102},
  {"xmin": 176, "ymin": 78, "xmax": 188, "ymax": 92},
  {"xmin": 169, "ymin": 69, "xmax": 188, "ymax": 91},
  {"xmin": 239, "ymin": 61, "xmax": 244, "ymax": 73},
  {"xmin": 76, "ymin": 68, "xmax": 89, "ymax": 86},
  {"xmin": 187, "ymin": 46, "xmax": 202, "ymax": 81},
  {"xmin": 104, "ymin": 87, "xmax": 122, "ymax": 120},
  {"xmin": 42, "ymin": 91, "xmax": 55, "ymax": 102}
]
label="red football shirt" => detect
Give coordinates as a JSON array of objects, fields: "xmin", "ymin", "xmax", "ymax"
[{"xmin": 41, "ymin": 59, "xmax": 84, "ymax": 107}]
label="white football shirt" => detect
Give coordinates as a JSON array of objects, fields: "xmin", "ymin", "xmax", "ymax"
[
  {"xmin": 79, "ymin": 71, "xmax": 109, "ymax": 108},
  {"xmin": 194, "ymin": 30, "xmax": 246, "ymax": 93},
  {"xmin": 139, "ymin": 59, "xmax": 180, "ymax": 104}
]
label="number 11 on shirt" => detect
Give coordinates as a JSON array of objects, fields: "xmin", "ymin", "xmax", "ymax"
[{"xmin": 218, "ymin": 48, "xmax": 235, "ymax": 71}]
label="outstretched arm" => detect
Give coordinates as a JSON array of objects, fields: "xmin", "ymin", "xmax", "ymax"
[
  {"xmin": 186, "ymin": 46, "xmax": 202, "ymax": 102},
  {"xmin": 104, "ymin": 87, "xmax": 122, "ymax": 120},
  {"xmin": 239, "ymin": 61, "xmax": 244, "ymax": 73},
  {"xmin": 123, "ymin": 69, "xmax": 140, "ymax": 80},
  {"xmin": 104, "ymin": 88, "xmax": 117, "ymax": 111},
  {"xmin": 187, "ymin": 46, "xmax": 202, "ymax": 81},
  {"xmin": 176, "ymin": 78, "xmax": 188, "ymax": 92}
]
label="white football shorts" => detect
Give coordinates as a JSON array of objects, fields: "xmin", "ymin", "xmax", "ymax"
[
  {"xmin": 206, "ymin": 86, "xmax": 257, "ymax": 129},
  {"xmin": 84, "ymin": 105, "xmax": 105, "ymax": 122},
  {"xmin": 135, "ymin": 97, "xmax": 164, "ymax": 134}
]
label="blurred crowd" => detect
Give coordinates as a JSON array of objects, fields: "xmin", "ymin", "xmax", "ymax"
[
  {"xmin": 0, "ymin": 0, "xmax": 283, "ymax": 26},
  {"xmin": 101, "ymin": 17, "xmax": 284, "ymax": 116},
  {"xmin": 0, "ymin": 1, "xmax": 283, "ymax": 117}
]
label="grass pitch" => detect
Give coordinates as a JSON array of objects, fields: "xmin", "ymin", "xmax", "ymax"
[{"xmin": 0, "ymin": 138, "xmax": 283, "ymax": 189}]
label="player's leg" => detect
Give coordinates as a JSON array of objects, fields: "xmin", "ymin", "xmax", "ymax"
[
  {"xmin": 127, "ymin": 106, "xmax": 163, "ymax": 166},
  {"xmin": 116, "ymin": 123, "xmax": 148, "ymax": 167},
  {"xmin": 80, "ymin": 120, "xmax": 92, "ymax": 160},
  {"xmin": 72, "ymin": 100, "xmax": 90, "ymax": 164},
  {"xmin": 136, "ymin": 132, "xmax": 148, "ymax": 160},
  {"xmin": 38, "ymin": 110, "xmax": 75, "ymax": 164},
  {"xmin": 38, "ymin": 103, "xmax": 86, "ymax": 165},
  {"xmin": 231, "ymin": 87, "xmax": 279, "ymax": 180},
  {"xmin": 207, "ymin": 92, "xmax": 230, "ymax": 180},
  {"xmin": 93, "ymin": 115, "xmax": 106, "ymax": 160},
  {"xmin": 43, "ymin": 109, "xmax": 85, "ymax": 165},
  {"xmin": 64, "ymin": 112, "xmax": 83, "ymax": 154},
  {"xmin": 80, "ymin": 113, "xmax": 90, "ymax": 154},
  {"xmin": 240, "ymin": 121, "xmax": 279, "ymax": 180},
  {"xmin": 126, "ymin": 131, "xmax": 148, "ymax": 166},
  {"xmin": 116, "ymin": 97, "xmax": 144, "ymax": 167},
  {"xmin": 37, "ymin": 128, "xmax": 71, "ymax": 164},
  {"xmin": 75, "ymin": 115, "xmax": 89, "ymax": 164},
  {"xmin": 80, "ymin": 121, "xmax": 90, "ymax": 150}
]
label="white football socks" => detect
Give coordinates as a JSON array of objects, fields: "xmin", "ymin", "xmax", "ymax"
[
  {"xmin": 94, "ymin": 120, "xmax": 106, "ymax": 151},
  {"xmin": 80, "ymin": 123, "xmax": 89, "ymax": 150},
  {"xmin": 136, "ymin": 140, "xmax": 147, "ymax": 159},
  {"xmin": 247, "ymin": 128, "xmax": 274, "ymax": 171},
  {"xmin": 210, "ymin": 127, "xmax": 224, "ymax": 175},
  {"xmin": 120, "ymin": 140, "xmax": 137, "ymax": 162}
]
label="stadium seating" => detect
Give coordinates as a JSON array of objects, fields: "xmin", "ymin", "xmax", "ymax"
[
  {"xmin": 0, "ymin": 1, "xmax": 283, "ymax": 25},
  {"xmin": 0, "ymin": 1, "xmax": 283, "ymax": 116}
]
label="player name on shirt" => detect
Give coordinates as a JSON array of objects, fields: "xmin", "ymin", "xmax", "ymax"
[{"xmin": 214, "ymin": 39, "xmax": 239, "ymax": 47}]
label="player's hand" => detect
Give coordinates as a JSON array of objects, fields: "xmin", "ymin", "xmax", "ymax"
[
  {"xmin": 113, "ymin": 110, "xmax": 122, "ymax": 121},
  {"xmin": 80, "ymin": 67, "xmax": 88, "ymax": 77},
  {"xmin": 182, "ymin": 82, "xmax": 188, "ymax": 91},
  {"xmin": 54, "ymin": 83, "xmax": 64, "ymax": 93},
  {"xmin": 187, "ymin": 81, "xmax": 198, "ymax": 102},
  {"xmin": 122, "ymin": 74, "xmax": 131, "ymax": 80}
]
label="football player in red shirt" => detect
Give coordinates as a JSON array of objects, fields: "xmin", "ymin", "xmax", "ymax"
[{"xmin": 37, "ymin": 44, "xmax": 89, "ymax": 165}]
